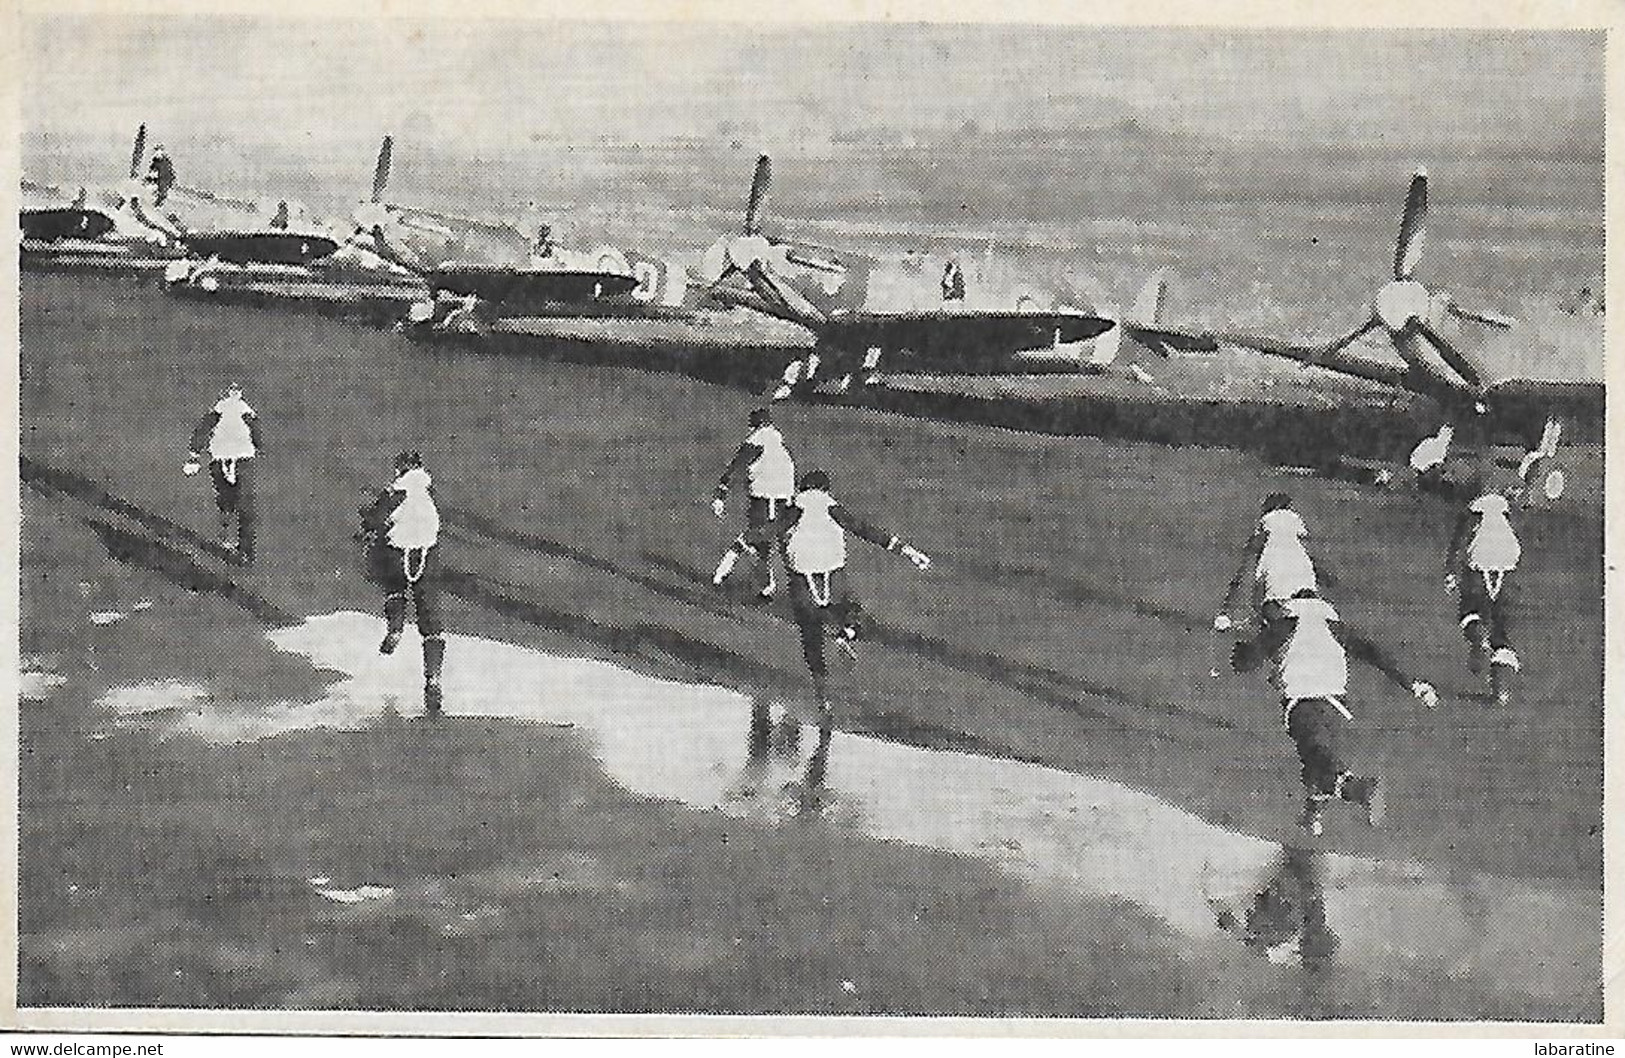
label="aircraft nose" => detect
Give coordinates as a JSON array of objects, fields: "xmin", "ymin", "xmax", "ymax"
[
  {"xmin": 353, "ymin": 202, "xmax": 393, "ymax": 231},
  {"xmin": 727, "ymin": 233, "xmax": 774, "ymax": 272},
  {"xmin": 697, "ymin": 236, "xmax": 733, "ymax": 285},
  {"xmin": 1375, "ymin": 279, "xmax": 1431, "ymax": 330}
]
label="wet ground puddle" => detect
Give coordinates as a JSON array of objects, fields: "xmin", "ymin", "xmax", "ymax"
[{"xmin": 80, "ymin": 610, "xmax": 1595, "ymax": 1005}]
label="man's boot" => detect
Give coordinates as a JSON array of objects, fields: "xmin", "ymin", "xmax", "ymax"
[
  {"xmin": 380, "ymin": 594, "xmax": 405, "ymax": 654},
  {"xmin": 422, "ymin": 634, "xmax": 446, "ymax": 717}
]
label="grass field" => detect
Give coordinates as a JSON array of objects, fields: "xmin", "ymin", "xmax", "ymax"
[{"xmin": 19, "ymin": 270, "xmax": 1603, "ymax": 1019}]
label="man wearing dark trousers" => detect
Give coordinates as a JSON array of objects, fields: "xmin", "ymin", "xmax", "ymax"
[
  {"xmin": 712, "ymin": 406, "xmax": 797, "ymax": 599},
  {"xmin": 1231, "ymin": 587, "xmax": 1438, "ymax": 836},
  {"xmin": 360, "ymin": 452, "xmax": 446, "ymax": 716},
  {"xmin": 1446, "ymin": 486, "xmax": 1523, "ymax": 702},
  {"xmin": 772, "ymin": 469, "xmax": 931, "ymax": 714},
  {"xmin": 185, "ymin": 384, "xmax": 261, "ymax": 564}
]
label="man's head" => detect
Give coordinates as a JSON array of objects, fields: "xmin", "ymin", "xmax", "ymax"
[
  {"xmin": 394, "ymin": 450, "xmax": 424, "ymax": 474},
  {"xmin": 1261, "ymin": 492, "xmax": 1294, "ymax": 515},
  {"xmin": 749, "ymin": 407, "xmax": 772, "ymax": 428},
  {"xmin": 224, "ymin": 383, "xmax": 243, "ymax": 400},
  {"xmin": 1259, "ymin": 498, "xmax": 1306, "ymax": 539},
  {"xmin": 798, "ymin": 469, "xmax": 830, "ymax": 492}
]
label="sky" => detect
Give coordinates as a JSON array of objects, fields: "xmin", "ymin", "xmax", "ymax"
[{"xmin": 22, "ymin": 18, "xmax": 1603, "ymax": 158}]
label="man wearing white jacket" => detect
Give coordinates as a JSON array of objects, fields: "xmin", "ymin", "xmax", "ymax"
[
  {"xmin": 771, "ymin": 469, "xmax": 931, "ymax": 713},
  {"xmin": 712, "ymin": 407, "xmax": 797, "ymax": 599},
  {"xmin": 1447, "ymin": 486, "xmax": 1523, "ymax": 702},
  {"xmin": 360, "ymin": 452, "xmax": 445, "ymax": 715},
  {"xmin": 1216, "ymin": 493, "xmax": 1334, "ymax": 632},
  {"xmin": 1231, "ymin": 587, "xmax": 1438, "ymax": 836},
  {"xmin": 185, "ymin": 384, "xmax": 262, "ymax": 563}
]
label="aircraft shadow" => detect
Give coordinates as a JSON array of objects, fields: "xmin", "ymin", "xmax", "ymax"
[
  {"xmin": 464, "ymin": 329, "xmax": 1438, "ymax": 467},
  {"xmin": 435, "ymin": 329, "xmax": 797, "ymax": 398},
  {"xmin": 861, "ymin": 618, "xmax": 1237, "ymax": 747}
]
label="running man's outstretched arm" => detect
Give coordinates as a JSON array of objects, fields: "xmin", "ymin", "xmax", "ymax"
[
  {"xmin": 188, "ymin": 411, "xmax": 219, "ymax": 458},
  {"xmin": 716, "ymin": 441, "xmax": 761, "ymax": 491},
  {"xmin": 1217, "ymin": 530, "xmax": 1265, "ymax": 623},
  {"xmin": 1445, "ymin": 508, "xmax": 1473, "ymax": 577},
  {"xmin": 712, "ymin": 440, "xmax": 763, "ymax": 515},
  {"xmin": 830, "ymin": 504, "xmax": 930, "ymax": 569},
  {"xmin": 1334, "ymin": 623, "xmax": 1439, "ymax": 707},
  {"xmin": 359, "ymin": 487, "xmax": 403, "ymax": 538},
  {"xmin": 1230, "ymin": 609, "xmax": 1292, "ymax": 673}
]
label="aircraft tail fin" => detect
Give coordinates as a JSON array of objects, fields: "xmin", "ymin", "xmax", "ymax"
[
  {"xmin": 1121, "ymin": 270, "xmax": 1219, "ymax": 358},
  {"xmin": 1087, "ymin": 272, "xmax": 1167, "ymax": 367},
  {"xmin": 1123, "ymin": 270, "xmax": 1173, "ymax": 358},
  {"xmin": 372, "ymin": 135, "xmax": 394, "ymax": 204},
  {"xmin": 1087, "ymin": 321, "xmax": 1123, "ymax": 367},
  {"xmin": 1129, "ymin": 269, "xmax": 1169, "ymax": 329}
]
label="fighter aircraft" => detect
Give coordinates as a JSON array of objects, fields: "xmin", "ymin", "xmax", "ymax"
[
  {"xmin": 135, "ymin": 136, "xmax": 429, "ymax": 316},
  {"xmin": 1206, "ymin": 167, "xmax": 1603, "ymax": 500},
  {"xmin": 20, "ymin": 124, "xmax": 179, "ymax": 271},
  {"xmin": 351, "ymin": 135, "xmax": 647, "ymax": 326},
  {"xmin": 125, "ymin": 133, "xmax": 351, "ymax": 269},
  {"xmin": 698, "ymin": 155, "xmax": 1216, "ymax": 398}
]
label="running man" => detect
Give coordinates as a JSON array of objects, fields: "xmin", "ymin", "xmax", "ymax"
[
  {"xmin": 184, "ymin": 383, "xmax": 262, "ymax": 563},
  {"xmin": 1231, "ymin": 587, "xmax": 1438, "ymax": 836},
  {"xmin": 1215, "ymin": 493, "xmax": 1335, "ymax": 633},
  {"xmin": 772, "ymin": 470, "xmax": 931, "ymax": 713},
  {"xmin": 712, "ymin": 407, "xmax": 797, "ymax": 599},
  {"xmin": 1446, "ymin": 485, "xmax": 1523, "ymax": 701},
  {"xmin": 359, "ymin": 452, "xmax": 446, "ymax": 716}
]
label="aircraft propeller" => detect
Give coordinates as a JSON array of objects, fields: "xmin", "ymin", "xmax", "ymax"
[
  {"xmin": 1311, "ymin": 167, "xmax": 1514, "ymax": 397},
  {"xmin": 353, "ymin": 135, "xmax": 403, "ymax": 242},
  {"xmin": 130, "ymin": 123, "xmax": 147, "ymax": 179},
  {"xmin": 744, "ymin": 154, "xmax": 770, "ymax": 236},
  {"xmin": 700, "ymin": 154, "xmax": 843, "ymax": 328},
  {"xmin": 372, "ymin": 134, "xmax": 393, "ymax": 205}
]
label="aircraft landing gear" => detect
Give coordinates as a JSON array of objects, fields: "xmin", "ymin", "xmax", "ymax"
[
  {"xmin": 771, "ymin": 347, "xmax": 886, "ymax": 401},
  {"xmin": 770, "ymin": 351, "xmax": 821, "ymax": 401},
  {"xmin": 860, "ymin": 346, "xmax": 883, "ymax": 387},
  {"xmin": 1515, "ymin": 418, "xmax": 1566, "ymax": 505}
]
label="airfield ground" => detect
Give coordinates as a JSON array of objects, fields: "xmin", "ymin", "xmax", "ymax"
[{"xmin": 18, "ymin": 271, "xmax": 1603, "ymax": 1019}]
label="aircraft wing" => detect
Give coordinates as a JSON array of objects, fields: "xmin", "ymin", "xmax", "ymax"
[
  {"xmin": 388, "ymin": 203, "xmax": 531, "ymax": 239},
  {"xmin": 1483, "ymin": 377, "xmax": 1604, "ymax": 436},
  {"xmin": 422, "ymin": 264, "xmax": 639, "ymax": 309},
  {"xmin": 819, "ymin": 310, "xmax": 1114, "ymax": 373},
  {"xmin": 182, "ymin": 231, "xmax": 341, "ymax": 266},
  {"xmin": 1209, "ymin": 326, "xmax": 1416, "ymax": 392},
  {"xmin": 172, "ymin": 183, "xmax": 263, "ymax": 214},
  {"xmin": 1120, "ymin": 324, "xmax": 1220, "ymax": 356},
  {"xmin": 1207, "ymin": 329, "xmax": 1335, "ymax": 364}
]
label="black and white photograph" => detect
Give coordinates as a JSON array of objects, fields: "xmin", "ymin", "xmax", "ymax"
[{"xmin": 9, "ymin": 1, "xmax": 1610, "ymax": 1033}]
